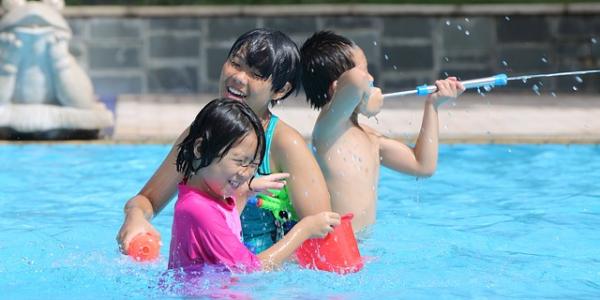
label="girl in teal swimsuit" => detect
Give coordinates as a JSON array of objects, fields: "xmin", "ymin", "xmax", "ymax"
[{"xmin": 117, "ymin": 29, "xmax": 332, "ymax": 257}]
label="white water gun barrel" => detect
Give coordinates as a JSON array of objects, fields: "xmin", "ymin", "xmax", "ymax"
[{"xmin": 383, "ymin": 74, "xmax": 508, "ymax": 99}]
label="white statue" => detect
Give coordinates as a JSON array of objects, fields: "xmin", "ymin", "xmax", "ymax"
[{"xmin": 0, "ymin": 0, "xmax": 113, "ymax": 139}]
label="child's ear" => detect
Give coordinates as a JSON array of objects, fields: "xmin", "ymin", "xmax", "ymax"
[
  {"xmin": 193, "ymin": 138, "xmax": 203, "ymax": 159},
  {"xmin": 272, "ymin": 82, "xmax": 292, "ymax": 101},
  {"xmin": 328, "ymin": 80, "xmax": 338, "ymax": 98}
]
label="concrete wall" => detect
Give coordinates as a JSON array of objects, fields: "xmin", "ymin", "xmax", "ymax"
[{"xmin": 42, "ymin": 4, "xmax": 600, "ymax": 97}]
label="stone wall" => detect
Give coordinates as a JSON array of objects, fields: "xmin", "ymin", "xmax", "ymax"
[{"xmin": 44, "ymin": 4, "xmax": 600, "ymax": 97}]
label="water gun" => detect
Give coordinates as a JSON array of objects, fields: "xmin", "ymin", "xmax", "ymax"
[
  {"xmin": 247, "ymin": 188, "xmax": 298, "ymax": 222},
  {"xmin": 127, "ymin": 232, "xmax": 160, "ymax": 262}
]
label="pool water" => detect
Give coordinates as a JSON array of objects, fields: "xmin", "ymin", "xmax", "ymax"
[{"xmin": 1, "ymin": 144, "xmax": 599, "ymax": 299}]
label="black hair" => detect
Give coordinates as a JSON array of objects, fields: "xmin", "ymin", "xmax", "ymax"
[
  {"xmin": 300, "ymin": 31, "xmax": 356, "ymax": 109},
  {"xmin": 176, "ymin": 98, "xmax": 266, "ymax": 180},
  {"xmin": 228, "ymin": 28, "xmax": 302, "ymax": 104}
]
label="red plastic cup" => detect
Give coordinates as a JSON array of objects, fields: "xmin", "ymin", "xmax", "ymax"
[
  {"xmin": 127, "ymin": 232, "xmax": 160, "ymax": 262},
  {"xmin": 296, "ymin": 213, "xmax": 363, "ymax": 274}
]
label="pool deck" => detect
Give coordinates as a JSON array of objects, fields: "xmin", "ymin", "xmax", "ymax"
[{"xmin": 110, "ymin": 93, "xmax": 600, "ymax": 144}]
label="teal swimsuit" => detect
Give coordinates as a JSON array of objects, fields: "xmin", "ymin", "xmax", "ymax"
[{"xmin": 241, "ymin": 115, "xmax": 280, "ymax": 253}]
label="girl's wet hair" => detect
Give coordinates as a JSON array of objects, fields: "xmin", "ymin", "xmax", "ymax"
[
  {"xmin": 228, "ymin": 28, "xmax": 302, "ymax": 103},
  {"xmin": 176, "ymin": 98, "xmax": 266, "ymax": 179},
  {"xmin": 300, "ymin": 31, "xmax": 356, "ymax": 109}
]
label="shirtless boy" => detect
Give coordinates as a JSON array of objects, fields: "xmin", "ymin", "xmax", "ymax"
[{"xmin": 300, "ymin": 31, "xmax": 464, "ymax": 231}]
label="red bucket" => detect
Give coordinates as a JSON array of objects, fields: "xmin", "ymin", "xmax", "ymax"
[{"xmin": 296, "ymin": 213, "xmax": 363, "ymax": 274}]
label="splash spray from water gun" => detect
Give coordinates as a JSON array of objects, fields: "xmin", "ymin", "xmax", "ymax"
[{"xmin": 382, "ymin": 69, "xmax": 600, "ymax": 98}]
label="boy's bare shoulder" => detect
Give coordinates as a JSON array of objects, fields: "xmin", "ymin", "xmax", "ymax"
[{"xmin": 359, "ymin": 123, "xmax": 384, "ymax": 139}]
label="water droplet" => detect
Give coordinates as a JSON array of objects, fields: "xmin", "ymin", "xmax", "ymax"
[
  {"xmin": 575, "ymin": 76, "xmax": 583, "ymax": 83},
  {"xmin": 501, "ymin": 60, "xmax": 508, "ymax": 66},
  {"xmin": 312, "ymin": 145, "xmax": 317, "ymax": 153},
  {"xmin": 393, "ymin": 65, "xmax": 397, "ymax": 70},
  {"xmin": 457, "ymin": 25, "xmax": 463, "ymax": 31},
  {"xmin": 551, "ymin": 92, "xmax": 557, "ymax": 97},
  {"xmin": 443, "ymin": 57, "xmax": 450, "ymax": 62},
  {"xmin": 293, "ymin": 139, "xmax": 298, "ymax": 145},
  {"xmin": 522, "ymin": 78, "xmax": 528, "ymax": 83},
  {"xmin": 310, "ymin": 68, "xmax": 314, "ymax": 73},
  {"xmin": 384, "ymin": 54, "xmax": 389, "ymax": 60},
  {"xmin": 427, "ymin": 138, "xmax": 433, "ymax": 143},
  {"xmin": 321, "ymin": 62, "xmax": 325, "ymax": 66},
  {"xmin": 505, "ymin": 16, "xmax": 511, "ymax": 21},
  {"xmin": 444, "ymin": 72, "xmax": 449, "ymax": 77},
  {"xmin": 465, "ymin": 18, "xmax": 470, "ymax": 23},
  {"xmin": 483, "ymin": 85, "xmax": 492, "ymax": 92},
  {"xmin": 465, "ymin": 30, "xmax": 470, "ymax": 36},
  {"xmin": 507, "ymin": 148, "xmax": 512, "ymax": 153},
  {"xmin": 532, "ymin": 84, "xmax": 541, "ymax": 96},
  {"xmin": 592, "ymin": 37, "xmax": 598, "ymax": 44},
  {"xmin": 445, "ymin": 20, "xmax": 451, "ymax": 26},
  {"xmin": 443, "ymin": 124, "xmax": 448, "ymax": 130},
  {"xmin": 572, "ymin": 86, "xmax": 578, "ymax": 91},
  {"xmin": 373, "ymin": 41, "xmax": 378, "ymax": 46},
  {"xmin": 541, "ymin": 57, "xmax": 548, "ymax": 63}
]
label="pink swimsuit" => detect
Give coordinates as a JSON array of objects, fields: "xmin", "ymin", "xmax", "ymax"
[{"xmin": 168, "ymin": 184, "xmax": 261, "ymax": 273}]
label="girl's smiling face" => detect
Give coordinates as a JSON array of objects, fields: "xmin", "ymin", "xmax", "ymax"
[
  {"xmin": 196, "ymin": 132, "xmax": 261, "ymax": 198},
  {"xmin": 219, "ymin": 51, "xmax": 275, "ymax": 115}
]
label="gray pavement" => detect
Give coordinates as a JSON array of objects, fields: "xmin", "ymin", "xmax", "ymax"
[{"xmin": 112, "ymin": 93, "xmax": 600, "ymax": 144}]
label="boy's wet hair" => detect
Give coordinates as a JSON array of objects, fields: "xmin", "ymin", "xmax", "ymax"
[
  {"xmin": 300, "ymin": 31, "xmax": 356, "ymax": 109},
  {"xmin": 176, "ymin": 98, "xmax": 266, "ymax": 179},
  {"xmin": 228, "ymin": 28, "xmax": 302, "ymax": 104}
]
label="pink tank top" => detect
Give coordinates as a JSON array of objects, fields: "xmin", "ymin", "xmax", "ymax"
[{"xmin": 168, "ymin": 184, "xmax": 261, "ymax": 273}]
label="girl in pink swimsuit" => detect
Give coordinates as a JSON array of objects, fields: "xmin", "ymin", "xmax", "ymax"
[{"xmin": 169, "ymin": 98, "xmax": 340, "ymax": 273}]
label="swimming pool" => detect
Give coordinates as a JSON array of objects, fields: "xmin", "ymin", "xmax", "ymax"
[{"xmin": 1, "ymin": 144, "xmax": 598, "ymax": 298}]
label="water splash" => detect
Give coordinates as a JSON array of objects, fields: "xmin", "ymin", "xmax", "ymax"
[
  {"xmin": 532, "ymin": 84, "xmax": 541, "ymax": 96},
  {"xmin": 507, "ymin": 69, "xmax": 600, "ymax": 83}
]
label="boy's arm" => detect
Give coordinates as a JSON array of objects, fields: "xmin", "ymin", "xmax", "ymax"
[
  {"xmin": 316, "ymin": 67, "xmax": 372, "ymax": 130},
  {"xmin": 272, "ymin": 123, "xmax": 331, "ymax": 218},
  {"xmin": 380, "ymin": 78, "xmax": 464, "ymax": 177},
  {"xmin": 116, "ymin": 128, "xmax": 188, "ymax": 252}
]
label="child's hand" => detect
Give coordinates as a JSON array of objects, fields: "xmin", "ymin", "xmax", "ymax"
[
  {"xmin": 426, "ymin": 77, "xmax": 465, "ymax": 109},
  {"xmin": 247, "ymin": 172, "xmax": 290, "ymax": 194},
  {"xmin": 116, "ymin": 215, "xmax": 161, "ymax": 255},
  {"xmin": 303, "ymin": 211, "xmax": 341, "ymax": 239},
  {"xmin": 358, "ymin": 86, "xmax": 383, "ymax": 118}
]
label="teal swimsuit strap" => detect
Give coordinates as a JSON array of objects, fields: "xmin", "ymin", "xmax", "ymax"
[{"xmin": 259, "ymin": 114, "xmax": 279, "ymax": 175}]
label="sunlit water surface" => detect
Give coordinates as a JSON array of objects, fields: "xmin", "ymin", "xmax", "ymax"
[{"xmin": 1, "ymin": 144, "xmax": 599, "ymax": 299}]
